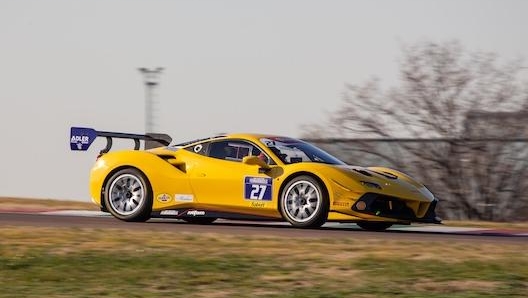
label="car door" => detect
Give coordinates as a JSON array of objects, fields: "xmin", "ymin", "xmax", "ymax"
[{"xmin": 187, "ymin": 139, "xmax": 275, "ymax": 213}]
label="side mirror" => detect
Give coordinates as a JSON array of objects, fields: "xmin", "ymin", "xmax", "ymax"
[{"xmin": 242, "ymin": 156, "xmax": 270, "ymax": 170}]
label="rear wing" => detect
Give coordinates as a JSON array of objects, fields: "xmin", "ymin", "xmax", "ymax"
[{"xmin": 70, "ymin": 127, "xmax": 172, "ymax": 154}]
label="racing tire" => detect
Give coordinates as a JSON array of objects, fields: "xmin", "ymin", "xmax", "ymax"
[
  {"xmin": 357, "ymin": 222, "xmax": 393, "ymax": 231},
  {"xmin": 103, "ymin": 168, "xmax": 152, "ymax": 222},
  {"xmin": 279, "ymin": 175, "xmax": 329, "ymax": 228},
  {"xmin": 183, "ymin": 217, "xmax": 217, "ymax": 225}
]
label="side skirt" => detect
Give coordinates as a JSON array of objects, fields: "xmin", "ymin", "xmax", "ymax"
[{"xmin": 151, "ymin": 208, "xmax": 281, "ymax": 221}]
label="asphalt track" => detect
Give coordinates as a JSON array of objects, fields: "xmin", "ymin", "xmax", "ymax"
[{"xmin": 1, "ymin": 211, "xmax": 527, "ymax": 243}]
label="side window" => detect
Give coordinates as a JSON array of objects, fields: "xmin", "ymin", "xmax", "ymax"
[
  {"xmin": 252, "ymin": 146, "xmax": 271, "ymax": 164},
  {"xmin": 208, "ymin": 141, "xmax": 231, "ymax": 160},
  {"xmin": 184, "ymin": 142, "xmax": 209, "ymax": 155},
  {"xmin": 207, "ymin": 140, "xmax": 270, "ymax": 163}
]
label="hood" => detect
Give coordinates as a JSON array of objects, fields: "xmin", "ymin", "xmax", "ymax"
[{"xmin": 336, "ymin": 165, "xmax": 435, "ymax": 202}]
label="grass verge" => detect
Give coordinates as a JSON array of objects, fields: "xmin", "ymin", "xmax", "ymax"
[{"xmin": 0, "ymin": 226, "xmax": 526, "ymax": 297}]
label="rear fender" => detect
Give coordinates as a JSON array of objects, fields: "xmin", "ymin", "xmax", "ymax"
[{"xmin": 90, "ymin": 150, "xmax": 192, "ymax": 210}]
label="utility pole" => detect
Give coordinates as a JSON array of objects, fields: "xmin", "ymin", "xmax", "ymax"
[{"xmin": 138, "ymin": 67, "xmax": 164, "ymax": 134}]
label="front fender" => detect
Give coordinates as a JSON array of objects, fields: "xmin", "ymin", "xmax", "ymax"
[{"xmin": 278, "ymin": 164, "xmax": 365, "ymax": 206}]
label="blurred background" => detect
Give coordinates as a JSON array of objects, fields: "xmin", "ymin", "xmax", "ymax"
[{"xmin": 1, "ymin": 0, "xmax": 527, "ymax": 221}]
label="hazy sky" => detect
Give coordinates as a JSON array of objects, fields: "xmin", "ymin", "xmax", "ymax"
[{"xmin": 1, "ymin": 0, "xmax": 527, "ymax": 201}]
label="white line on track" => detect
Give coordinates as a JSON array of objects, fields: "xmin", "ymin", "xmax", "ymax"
[{"xmin": 41, "ymin": 210, "xmax": 109, "ymax": 217}]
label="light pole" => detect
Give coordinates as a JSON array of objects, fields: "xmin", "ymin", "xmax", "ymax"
[{"xmin": 138, "ymin": 67, "xmax": 164, "ymax": 134}]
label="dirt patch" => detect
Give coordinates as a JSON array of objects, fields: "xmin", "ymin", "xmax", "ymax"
[{"xmin": 412, "ymin": 278, "xmax": 501, "ymax": 293}]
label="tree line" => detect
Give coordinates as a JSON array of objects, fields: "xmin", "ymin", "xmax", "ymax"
[{"xmin": 303, "ymin": 41, "xmax": 528, "ymax": 221}]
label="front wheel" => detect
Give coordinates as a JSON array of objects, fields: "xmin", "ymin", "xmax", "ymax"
[
  {"xmin": 279, "ymin": 175, "xmax": 329, "ymax": 228},
  {"xmin": 103, "ymin": 168, "xmax": 152, "ymax": 222},
  {"xmin": 357, "ymin": 222, "xmax": 393, "ymax": 231}
]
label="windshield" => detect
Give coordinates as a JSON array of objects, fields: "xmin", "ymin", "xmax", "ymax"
[{"xmin": 260, "ymin": 137, "xmax": 345, "ymax": 165}]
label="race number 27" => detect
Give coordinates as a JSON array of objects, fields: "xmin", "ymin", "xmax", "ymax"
[
  {"xmin": 250, "ymin": 184, "xmax": 267, "ymax": 200},
  {"xmin": 244, "ymin": 177, "xmax": 272, "ymax": 201}
]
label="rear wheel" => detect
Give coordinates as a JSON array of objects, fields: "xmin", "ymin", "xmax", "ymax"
[
  {"xmin": 280, "ymin": 175, "xmax": 328, "ymax": 228},
  {"xmin": 104, "ymin": 168, "xmax": 152, "ymax": 222},
  {"xmin": 357, "ymin": 222, "xmax": 393, "ymax": 231}
]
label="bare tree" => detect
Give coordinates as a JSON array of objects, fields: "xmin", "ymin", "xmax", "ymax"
[{"xmin": 303, "ymin": 41, "xmax": 528, "ymax": 221}]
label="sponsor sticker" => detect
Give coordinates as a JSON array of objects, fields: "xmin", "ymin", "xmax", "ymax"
[
  {"xmin": 193, "ymin": 144, "xmax": 203, "ymax": 153},
  {"xmin": 70, "ymin": 127, "xmax": 97, "ymax": 151},
  {"xmin": 160, "ymin": 210, "xmax": 179, "ymax": 216},
  {"xmin": 157, "ymin": 194, "xmax": 172, "ymax": 203},
  {"xmin": 244, "ymin": 176, "xmax": 272, "ymax": 201},
  {"xmin": 186, "ymin": 210, "xmax": 206, "ymax": 216},
  {"xmin": 175, "ymin": 194, "xmax": 194, "ymax": 202},
  {"xmin": 332, "ymin": 201, "xmax": 350, "ymax": 207},
  {"xmin": 251, "ymin": 202, "xmax": 266, "ymax": 208}
]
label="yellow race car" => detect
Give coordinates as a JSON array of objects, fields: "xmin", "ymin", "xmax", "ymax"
[{"xmin": 70, "ymin": 127, "xmax": 441, "ymax": 231}]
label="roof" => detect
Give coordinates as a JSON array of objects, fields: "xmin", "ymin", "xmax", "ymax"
[{"xmin": 173, "ymin": 133, "xmax": 302, "ymax": 147}]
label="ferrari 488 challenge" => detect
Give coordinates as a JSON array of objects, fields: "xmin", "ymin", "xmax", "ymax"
[{"xmin": 70, "ymin": 127, "xmax": 441, "ymax": 231}]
